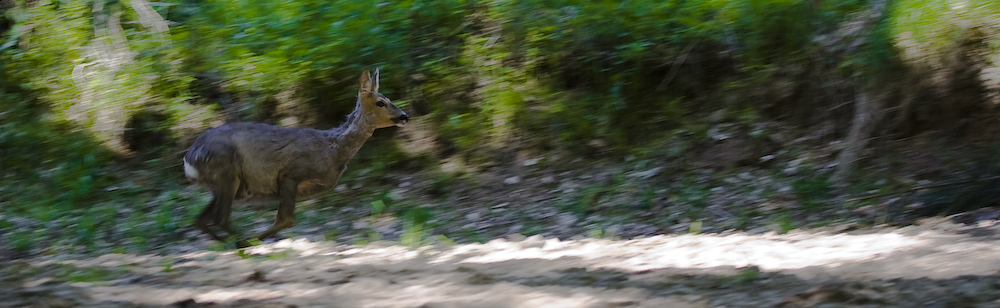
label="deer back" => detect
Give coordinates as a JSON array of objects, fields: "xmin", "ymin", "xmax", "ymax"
[{"xmin": 186, "ymin": 122, "xmax": 346, "ymax": 199}]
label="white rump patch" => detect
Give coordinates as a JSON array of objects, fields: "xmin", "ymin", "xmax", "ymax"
[{"xmin": 183, "ymin": 158, "xmax": 199, "ymax": 179}]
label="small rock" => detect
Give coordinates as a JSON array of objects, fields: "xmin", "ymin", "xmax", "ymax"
[
  {"xmin": 246, "ymin": 269, "xmax": 267, "ymax": 282},
  {"xmin": 607, "ymin": 301, "xmax": 639, "ymax": 307},
  {"xmin": 352, "ymin": 221, "xmax": 369, "ymax": 229},
  {"xmin": 375, "ymin": 225, "xmax": 395, "ymax": 235},
  {"xmin": 523, "ymin": 158, "xmax": 541, "ymax": 166},
  {"xmin": 389, "ymin": 188, "xmax": 406, "ymax": 200},
  {"xmin": 467, "ymin": 272, "xmax": 495, "ymax": 285},
  {"xmin": 23, "ymin": 278, "xmax": 56, "ymax": 288},
  {"xmin": 504, "ymin": 176, "xmax": 521, "ymax": 185},
  {"xmin": 628, "ymin": 167, "xmax": 663, "ymax": 180},
  {"xmin": 557, "ymin": 213, "xmax": 578, "ymax": 226},
  {"xmin": 708, "ymin": 124, "xmax": 733, "ymax": 141},
  {"xmin": 172, "ymin": 299, "xmax": 200, "ymax": 308},
  {"xmin": 112, "ymin": 277, "xmax": 144, "ymax": 286},
  {"xmin": 605, "ymin": 225, "xmax": 621, "ymax": 234},
  {"xmin": 466, "ymin": 212, "xmax": 481, "ymax": 221},
  {"xmin": 521, "ymin": 235, "xmax": 546, "ymax": 248},
  {"xmin": 540, "ymin": 176, "xmax": 555, "ymax": 184},
  {"xmin": 709, "ymin": 110, "xmax": 727, "ymax": 123},
  {"xmin": 506, "ymin": 233, "xmax": 526, "ymax": 241}
]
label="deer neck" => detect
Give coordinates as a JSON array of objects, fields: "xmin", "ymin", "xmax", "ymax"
[{"xmin": 330, "ymin": 104, "xmax": 378, "ymax": 157}]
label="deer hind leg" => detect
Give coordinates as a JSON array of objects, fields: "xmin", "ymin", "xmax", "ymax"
[
  {"xmin": 213, "ymin": 177, "xmax": 241, "ymax": 237},
  {"xmin": 194, "ymin": 195, "xmax": 225, "ymax": 241},
  {"xmin": 245, "ymin": 177, "xmax": 298, "ymax": 244},
  {"xmin": 194, "ymin": 172, "xmax": 240, "ymax": 242}
]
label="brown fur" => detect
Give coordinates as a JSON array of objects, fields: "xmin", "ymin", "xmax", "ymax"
[{"xmin": 183, "ymin": 69, "xmax": 408, "ymax": 245}]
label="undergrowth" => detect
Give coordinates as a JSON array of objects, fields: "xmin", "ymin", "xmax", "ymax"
[{"xmin": 2, "ymin": 0, "xmax": 1000, "ymax": 257}]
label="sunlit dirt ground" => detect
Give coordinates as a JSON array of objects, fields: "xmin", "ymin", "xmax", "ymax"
[{"xmin": 17, "ymin": 216, "xmax": 1000, "ymax": 308}]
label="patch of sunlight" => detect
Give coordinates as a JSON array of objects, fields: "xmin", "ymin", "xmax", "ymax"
[
  {"xmin": 331, "ymin": 244, "xmax": 428, "ymax": 265},
  {"xmin": 432, "ymin": 232, "xmax": 925, "ymax": 272},
  {"xmin": 243, "ymin": 237, "xmax": 324, "ymax": 256},
  {"xmin": 30, "ymin": 224, "xmax": 1000, "ymax": 306}
]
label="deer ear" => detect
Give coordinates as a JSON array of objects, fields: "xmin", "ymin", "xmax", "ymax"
[
  {"xmin": 372, "ymin": 68, "xmax": 380, "ymax": 93},
  {"xmin": 359, "ymin": 70, "xmax": 373, "ymax": 93}
]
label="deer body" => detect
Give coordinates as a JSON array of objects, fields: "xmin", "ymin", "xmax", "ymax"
[
  {"xmin": 183, "ymin": 69, "xmax": 407, "ymax": 244},
  {"xmin": 185, "ymin": 123, "xmax": 359, "ymax": 200}
]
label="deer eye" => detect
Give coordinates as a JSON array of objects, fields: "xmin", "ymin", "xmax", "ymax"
[{"xmin": 376, "ymin": 101, "xmax": 386, "ymax": 107}]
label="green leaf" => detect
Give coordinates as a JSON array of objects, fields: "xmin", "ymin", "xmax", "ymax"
[
  {"xmin": 371, "ymin": 200, "xmax": 386, "ymax": 216},
  {"xmin": 688, "ymin": 221, "xmax": 703, "ymax": 234}
]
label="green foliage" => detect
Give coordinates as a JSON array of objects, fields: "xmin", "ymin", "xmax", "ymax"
[
  {"xmin": 688, "ymin": 221, "xmax": 704, "ymax": 234},
  {"xmin": 370, "ymin": 200, "xmax": 387, "ymax": 216},
  {"xmin": 1, "ymin": 0, "xmax": 901, "ymax": 182},
  {"xmin": 721, "ymin": 266, "xmax": 762, "ymax": 285},
  {"xmin": 0, "ymin": 96, "xmax": 115, "ymax": 209},
  {"xmin": 675, "ymin": 178, "xmax": 712, "ymax": 209},
  {"xmin": 235, "ymin": 249, "xmax": 273, "ymax": 260},
  {"xmin": 8, "ymin": 230, "xmax": 34, "ymax": 254},
  {"xmin": 51, "ymin": 264, "xmax": 125, "ymax": 283},
  {"xmin": 400, "ymin": 208, "xmax": 433, "ymax": 248},
  {"xmin": 3, "ymin": 0, "xmax": 991, "ymax": 255},
  {"xmin": 890, "ymin": 0, "xmax": 1000, "ymax": 64},
  {"xmin": 772, "ymin": 212, "xmax": 797, "ymax": 234},
  {"xmin": 587, "ymin": 226, "xmax": 619, "ymax": 240},
  {"xmin": 791, "ymin": 173, "xmax": 832, "ymax": 210}
]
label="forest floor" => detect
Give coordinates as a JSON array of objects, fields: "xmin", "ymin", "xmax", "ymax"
[
  {"xmin": 4, "ymin": 215, "xmax": 1000, "ymax": 308},
  {"xmin": 5, "ymin": 128, "xmax": 1000, "ymax": 307}
]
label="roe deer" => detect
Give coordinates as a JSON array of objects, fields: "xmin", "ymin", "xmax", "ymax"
[{"xmin": 183, "ymin": 69, "xmax": 408, "ymax": 246}]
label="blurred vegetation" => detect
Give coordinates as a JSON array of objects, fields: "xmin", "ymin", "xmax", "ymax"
[{"xmin": 2, "ymin": 0, "xmax": 1000, "ymax": 256}]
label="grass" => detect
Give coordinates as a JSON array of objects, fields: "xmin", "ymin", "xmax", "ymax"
[
  {"xmin": 1, "ymin": 128, "xmax": 978, "ymax": 258},
  {"xmin": 0, "ymin": 157, "xmax": 853, "ymax": 256},
  {"xmin": 772, "ymin": 212, "xmax": 797, "ymax": 234},
  {"xmin": 791, "ymin": 172, "xmax": 832, "ymax": 211},
  {"xmin": 0, "ymin": 179, "xmax": 210, "ymax": 255},
  {"xmin": 720, "ymin": 266, "xmax": 762, "ymax": 285}
]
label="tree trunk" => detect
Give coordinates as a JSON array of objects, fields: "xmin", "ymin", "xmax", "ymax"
[{"xmin": 833, "ymin": 90, "xmax": 882, "ymax": 186}]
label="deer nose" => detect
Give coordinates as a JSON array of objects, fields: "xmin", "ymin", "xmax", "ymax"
[{"xmin": 395, "ymin": 113, "xmax": 409, "ymax": 126}]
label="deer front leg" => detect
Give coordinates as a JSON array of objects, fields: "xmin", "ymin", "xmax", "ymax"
[{"xmin": 242, "ymin": 177, "xmax": 298, "ymax": 246}]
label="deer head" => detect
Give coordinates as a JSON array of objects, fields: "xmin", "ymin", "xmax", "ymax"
[{"xmin": 358, "ymin": 68, "xmax": 408, "ymax": 128}]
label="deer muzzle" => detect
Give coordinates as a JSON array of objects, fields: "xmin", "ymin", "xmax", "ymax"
[{"xmin": 395, "ymin": 113, "xmax": 409, "ymax": 127}]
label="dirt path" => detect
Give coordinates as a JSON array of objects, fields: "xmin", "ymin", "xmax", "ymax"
[{"xmin": 7, "ymin": 217, "xmax": 1000, "ymax": 308}]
